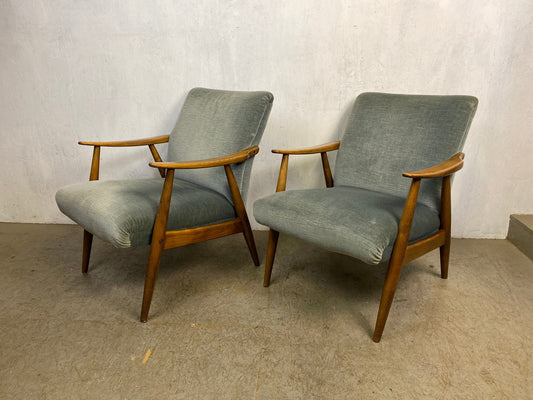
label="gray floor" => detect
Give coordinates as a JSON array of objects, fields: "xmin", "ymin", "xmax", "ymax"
[{"xmin": 0, "ymin": 223, "xmax": 531, "ymax": 399}]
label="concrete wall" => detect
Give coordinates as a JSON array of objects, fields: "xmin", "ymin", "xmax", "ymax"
[{"xmin": 1, "ymin": 1, "xmax": 532, "ymax": 238}]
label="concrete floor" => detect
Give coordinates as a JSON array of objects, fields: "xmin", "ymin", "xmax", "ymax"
[{"xmin": 0, "ymin": 223, "xmax": 531, "ymax": 399}]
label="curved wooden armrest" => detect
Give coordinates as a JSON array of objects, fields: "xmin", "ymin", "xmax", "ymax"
[
  {"xmin": 403, "ymin": 153, "xmax": 465, "ymax": 179},
  {"xmin": 79, "ymin": 135, "xmax": 170, "ymax": 147},
  {"xmin": 272, "ymin": 141, "xmax": 340, "ymax": 155},
  {"xmin": 81, "ymin": 135, "xmax": 169, "ymax": 180},
  {"xmin": 271, "ymin": 141, "xmax": 339, "ymax": 191},
  {"xmin": 149, "ymin": 146, "xmax": 259, "ymax": 170}
]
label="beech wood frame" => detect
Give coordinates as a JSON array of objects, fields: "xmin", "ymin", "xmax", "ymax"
[
  {"xmin": 263, "ymin": 141, "xmax": 465, "ymax": 342},
  {"xmin": 79, "ymin": 136, "xmax": 260, "ymax": 322}
]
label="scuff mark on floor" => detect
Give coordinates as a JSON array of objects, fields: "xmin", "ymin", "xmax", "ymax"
[{"xmin": 142, "ymin": 349, "xmax": 152, "ymax": 364}]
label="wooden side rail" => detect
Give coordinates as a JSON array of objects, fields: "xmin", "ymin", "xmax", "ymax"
[{"xmin": 397, "ymin": 153, "xmax": 465, "ymax": 277}]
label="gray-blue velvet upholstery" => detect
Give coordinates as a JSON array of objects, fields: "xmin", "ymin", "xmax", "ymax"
[
  {"xmin": 168, "ymin": 88, "xmax": 274, "ymax": 202},
  {"xmin": 335, "ymin": 93, "xmax": 477, "ymax": 211},
  {"xmin": 254, "ymin": 92, "xmax": 477, "ymax": 265},
  {"xmin": 57, "ymin": 179, "xmax": 237, "ymax": 248},
  {"xmin": 254, "ymin": 187, "xmax": 441, "ymax": 264},
  {"xmin": 56, "ymin": 88, "xmax": 273, "ymax": 248}
]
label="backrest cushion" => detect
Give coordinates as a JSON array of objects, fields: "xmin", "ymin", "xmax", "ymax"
[
  {"xmin": 334, "ymin": 92, "xmax": 477, "ymax": 211},
  {"xmin": 168, "ymin": 88, "xmax": 273, "ymax": 201}
]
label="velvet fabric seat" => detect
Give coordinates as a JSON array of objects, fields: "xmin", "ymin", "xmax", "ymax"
[
  {"xmin": 254, "ymin": 186, "xmax": 440, "ymax": 265},
  {"xmin": 57, "ymin": 178, "xmax": 236, "ymax": 248}
]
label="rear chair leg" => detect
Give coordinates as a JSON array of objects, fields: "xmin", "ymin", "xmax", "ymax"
[
  {"xmin": 440, "ymin": 240, "xmax": 450, "ymax": 279},
  {"xmin": 82, "ymin": 230, "xmax": 93, "ymax": 273},
  {"xmin": 223, "ymin": 164, "xmax": 260, "ymax": 266},
  {"xmin": 241, "ymin": 216, "xmax": 260, "ymax": 266},
  {"xmin": 440, "ymin": 176, "xmax": 452, "ymax": 279}
]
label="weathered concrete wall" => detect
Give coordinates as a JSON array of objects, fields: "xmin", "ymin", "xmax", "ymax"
[{"xmin": 1, "ymin": 1, "xmax": 532, "ymax": 237}]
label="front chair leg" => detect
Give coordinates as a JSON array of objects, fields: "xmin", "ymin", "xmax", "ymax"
[
  {"xmin": 82, "ymin": 230, "xmax": 93, "ymax": 274},
  {"xmin": 140, "ymin": 239, "xmax": 165, "ymax": 322},
  {"xmin": 373, "ymin": 177, "xmax": 421, "ymax": 342},
  {"xmin": 140, "ymin": 169, "xmax": 175, "ymax": 322},
  {"xmin": 263, "ymin": 229, "xmax": 280, "ymax": 287},
  {"xmin": 373, "ymin": 256, "xmax": 404, "ymax": 342}
]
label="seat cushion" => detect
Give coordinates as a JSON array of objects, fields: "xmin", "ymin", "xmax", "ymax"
[
  {"xmin": 253, "ymin": 186, "xmax": 441, "ymax": 265},
  {"xmin": 56, "ymin": 178, "xmax": 237, "ymax": 248}
]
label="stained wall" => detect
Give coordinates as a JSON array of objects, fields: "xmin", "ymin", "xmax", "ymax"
[{"xmin": 1, "ymin": 1, "xmax": 532, "ymax": 237}]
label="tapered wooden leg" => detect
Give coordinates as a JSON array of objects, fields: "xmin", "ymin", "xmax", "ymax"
[
  {"xmin": 223, "ymin": 164, "xmax": 260, "ymax": 266},
  {"xmin": 82, "ymin": 145, "xmax": 100, "ymax": 274},
  {"xmin": 373, "ymin": 256, "xmax": 404, "ymax": 343},
  {"xmin": 263, "ymin": 229, "xmax": 280, "ymax": 287},
  {"xmin": 82, "ymin": 230, "xmax": 93, "ymax": 274},
  {"xmin": 440, "ymin": 241, "xmax": 450, "ymax": 279},
  {"xmin": 373, "ymin": 178, "xmax": 421, "ymax": 342},
  {"xmin": 439, "ymin": 176, "xmax": 452, "ymax": 279},
  {"xmin": 140, "ymin": 240, "xmax": 165, "ymax": 322},
  {"xmin": 242, "ymin": 221, "xmax": 260, "ymax": 266},
  {"xmin": 140, "ymin": 169, "xmax": 175, "ymax": 322}
]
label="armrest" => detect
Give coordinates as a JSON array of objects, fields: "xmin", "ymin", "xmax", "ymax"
[
  {"xmin": 80, "ymin": 135, "xmax": 169, "ymax": 180},
  {"xmin": 403, "ymin": 153, "xmax": 464, "ymax": 179},
  {"xmin": 272, "ymin": 141, "xmax": 340, "ymax": 155},
  {"xmin": 149, "ymin": 146, "xmax": 259, "ymax": 170},
  {"xmin": 79, "ymin": 135, "xmax": 170, "ymax": 147},
  {"xmin": 271, "ymin": 141, "xmax": 339, "ymax": 191}
]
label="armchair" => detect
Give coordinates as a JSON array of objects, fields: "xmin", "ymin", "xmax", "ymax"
[
  {"xmin": 253, "ymin": 92, "xmax": 477, "ymax": 342},
  {"xmin": 56, "ymin": 88, "xmax": 274, "ymax": 321}
]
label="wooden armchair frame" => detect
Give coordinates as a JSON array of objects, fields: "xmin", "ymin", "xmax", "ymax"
[
  {"xmin": 263, "ymin": 141, "xmax": 465, "ymax": 342},
  {"xmin": 79, "ymin": 136, "xmax": 260, "ymax": 322}
]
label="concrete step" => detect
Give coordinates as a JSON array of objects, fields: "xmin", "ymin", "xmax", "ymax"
[{"xmin": 507, "ymin": 214, "xmax": 533, "ymax": 261}]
